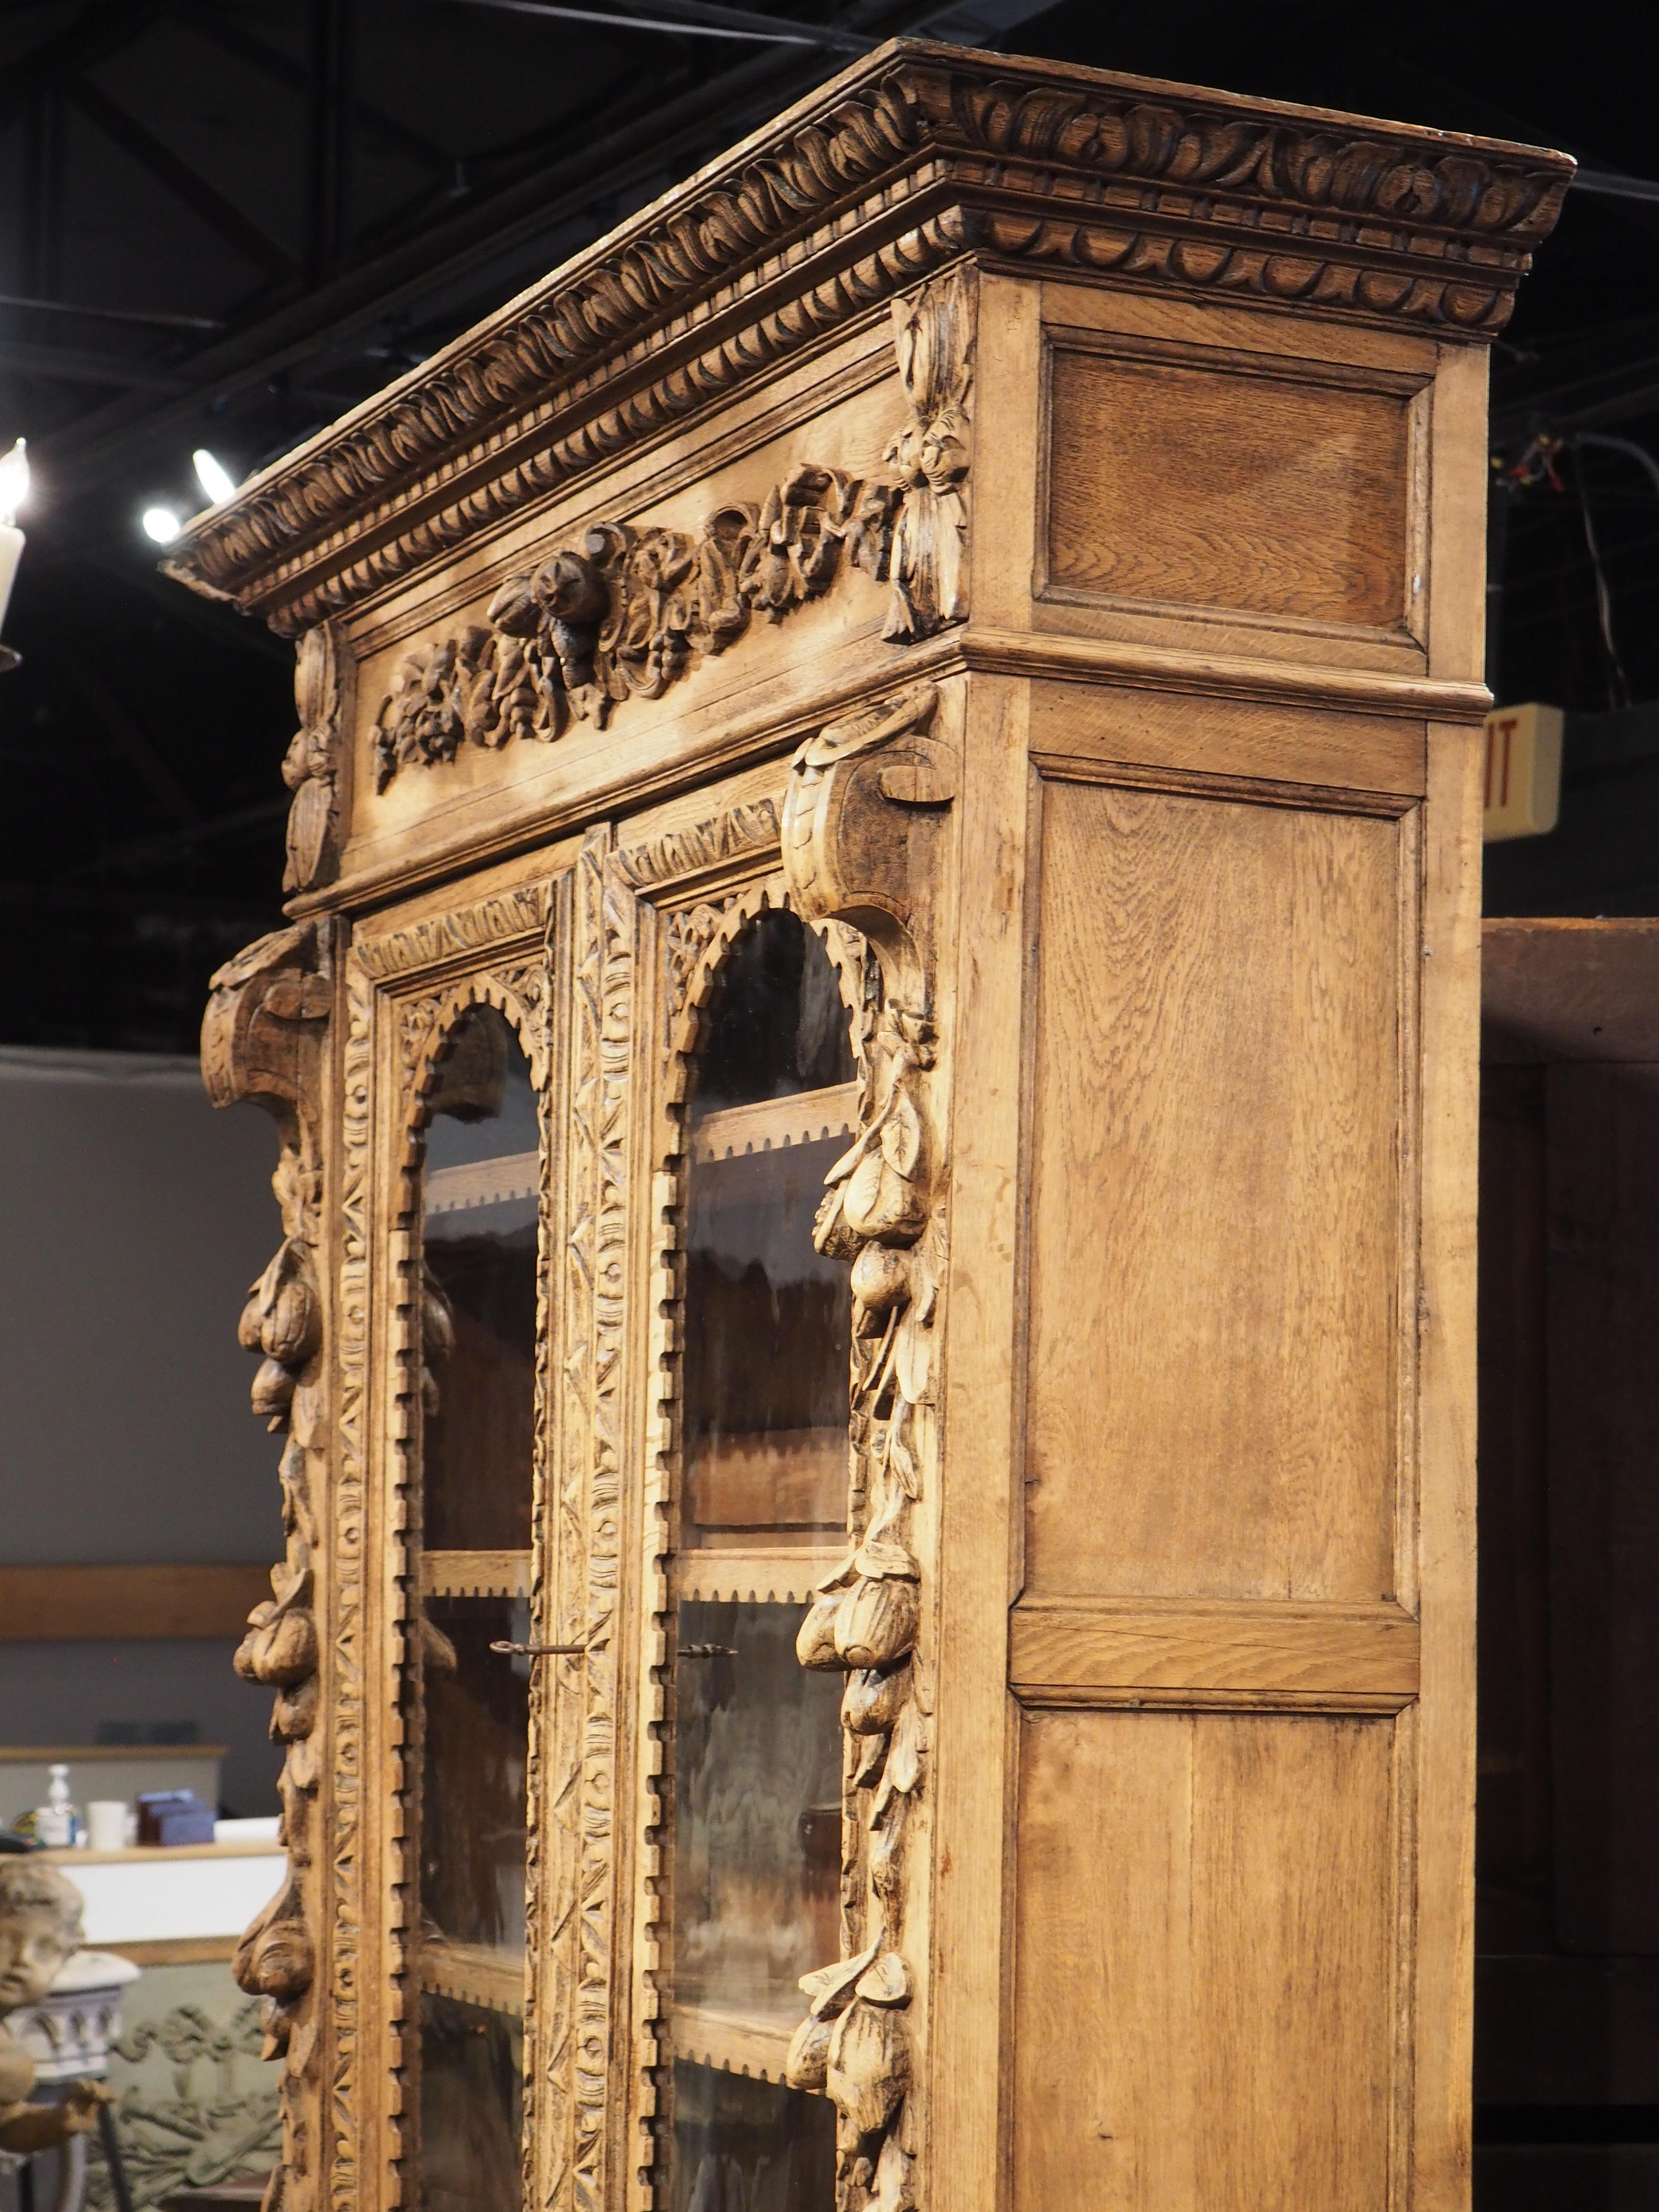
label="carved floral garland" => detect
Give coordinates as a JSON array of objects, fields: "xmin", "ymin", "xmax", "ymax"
[
  {"xmin": 370, "ymin": 271, "xmax": 973, "ymax": 791},
  {"xmin": 776, "ymin": 680, "xmax": 954, "ymax": 2212}
]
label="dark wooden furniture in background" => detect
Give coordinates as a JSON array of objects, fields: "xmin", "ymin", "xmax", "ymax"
[{"xmin": 1478, "ymin": 917, "xmax": 1659, "ymax": 2205}]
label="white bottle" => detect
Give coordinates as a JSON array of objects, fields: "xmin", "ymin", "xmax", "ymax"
[{"xmin": 34, "ymin": 1763, "xmax": 81, "ymax": 1848}]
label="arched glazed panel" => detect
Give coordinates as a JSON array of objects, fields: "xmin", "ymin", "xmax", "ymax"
[
  {"xmin": 657, "ymin": 905, "xmax": 860, "ymax": 2211},
  {"xmin": 404, "ymin": 996, "xmax": 543, "ymax": 2212}
]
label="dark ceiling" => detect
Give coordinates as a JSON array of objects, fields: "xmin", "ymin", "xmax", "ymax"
[{"xmin": 3, "ymin": 0, "xmax": 1658, "ymax": 1050}]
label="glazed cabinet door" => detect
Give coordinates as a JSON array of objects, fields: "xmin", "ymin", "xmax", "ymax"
[
  {"xmin": 607, "ymin": 824, "xmax": 879, "ymax": 2212},
  {"xmin": 340, "ymin": 867, "xmax": 563, "ymax": 2212}
]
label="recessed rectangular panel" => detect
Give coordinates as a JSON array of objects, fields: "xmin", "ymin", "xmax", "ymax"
[
  {"xmin": 1012, "ymin": 1710, "xmax": 1395, "ymax": 2212},
  {"xmin": 1026, "ymin": 780, "xmax": 1404, "ymax": 1603},
  {"xmin": 1046, "ymin": 347, "xmax": 1413, "ymax": 630}
]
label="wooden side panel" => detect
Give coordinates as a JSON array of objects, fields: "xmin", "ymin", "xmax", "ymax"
[
  {"xmin": 1045, "ymin": 345, "xmax": 1415, "ymax": 631},
  {"xmin": 1025, "ymin": 777, "xmax": 1406, "ymax": 1604},
  {"xmin": 1013, "ymin": 1709, "xmax": 1395, "ymax": 2212}
]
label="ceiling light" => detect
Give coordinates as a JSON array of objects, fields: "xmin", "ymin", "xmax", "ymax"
[
  {"xmin": 192, "ymin": 448, "xmax": 239, "ymax": 505},
  {"xmin": 142, "ymin": 506, "xmax": 182, "ymax": 544},
  {"xmin": 0, "ymin": 440, "xmax": 28, "ymax": 529}
]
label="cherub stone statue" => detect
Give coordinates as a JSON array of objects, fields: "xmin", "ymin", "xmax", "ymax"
[{"xmin": 0, "ymin": 1862, "xmax": 110, "ymax": 2153}]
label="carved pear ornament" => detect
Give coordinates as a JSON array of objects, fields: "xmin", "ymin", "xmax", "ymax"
[
  {"xmin": 369, "ymin": 271, "xmax": 974, "ymax": 789},
  {"xmin": 780, "ymin": 679, "xmax": 954, "ymax": 2212}
]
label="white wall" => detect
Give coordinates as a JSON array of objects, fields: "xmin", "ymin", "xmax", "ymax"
[{"xmin": 0, "ymin": 1046, "xmax": 288, "ymax": 1813}]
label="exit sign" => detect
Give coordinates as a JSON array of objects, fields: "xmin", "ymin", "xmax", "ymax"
[{"xmin": 1483, "ymin": 703, "xmax": 1563, "ymax": 842}]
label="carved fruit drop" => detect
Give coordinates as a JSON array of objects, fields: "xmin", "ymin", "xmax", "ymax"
[
  {"xmin": 833, "ymin": 1576, "xmax": 918, "ymax": 1670},
  {"xmin": 828, "ymin": 2001, "xmax": 910, "ymax": 2138}
]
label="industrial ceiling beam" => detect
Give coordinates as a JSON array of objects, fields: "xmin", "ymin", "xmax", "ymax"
[
  {"xmin": 306, "ymin": 0, "xmax": 357, "ymax": 285},
  {"xmin": 452, "ymin": 0, "xmax": 875, "ymax": 50},
  {"xmin": 30, "ymin": 0, "xmax": 1015, "ymax": 505},
  {"xmin": 0, "ymin": 0, "xmax": 163, "ymax": 134},
  {"xmin": 33, "ymin": 32, "xmax": 817, "ymax": 495},
  {"xmin": 169, "ymin": 0, "xmax": 453, "ymax": 177},
  {"xmin": 67, "ymin": 76, "xmax": 301, "ymax": 281},
  {"xmin": 0, "ymin": 338, "xmax": 191, "ymax": 391}
]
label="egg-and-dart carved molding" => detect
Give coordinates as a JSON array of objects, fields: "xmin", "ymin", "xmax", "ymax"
[
  {"xmin": 161, "ymin": 47, "xmax": 1569, "ymax": 635},
  {"xmin": 370, "ymin": 267, "xmax": 972, "ymax": 789}
]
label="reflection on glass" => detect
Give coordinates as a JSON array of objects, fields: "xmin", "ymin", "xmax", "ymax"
[
  {"xmin": 423, "ymin": 1009, "xmax": 538, "ymax": 1551},
  {"xmin": 419, "ymin": 1993, "xmax": 523, "ymax": 2212},
  {"xmin": 683, "ymin": 1141, "xmax": 851, "ymax": 1548},
  {"xmin": 413, "ymin": 1004, "xmax": 537, "ymax": 2212},
  {"xmin": 671, "ymin": 2063, "xmax": 836, "ymax": 2212},
  {"xmin": 666, "ymin": 913, "xmax": 851, "ymax": 2211},
  {"xmin": 421, "ymin": 1596, "xmax": 530, "ymax": 1954},
  {"xmin": 673, "ymin": 1602, "xmax": 842, "ymax": 2020}
]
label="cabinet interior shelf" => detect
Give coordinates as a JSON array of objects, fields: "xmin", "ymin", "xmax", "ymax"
[
  {"xmin": 425, "ymin": 1150, "xmax": 538, "ymax": 1216},
  {"xmin": 421, "ymin": 1549, "xmax": 532, "ymax": 1599},
  {"xmin": 688, "ymin": 1082, "xmax": 860, "ymax": 1167},
  {"xmin": 674, "ymin": 1546, "xmax": 845, "ymax": 1605},
  {"xmin": 670, "ymin": 2000, "xmax": 818, "ymax": 2091},
  {"xmin": 418, "ymin": 1937, "xmax": 525, "ymax": 2019}
]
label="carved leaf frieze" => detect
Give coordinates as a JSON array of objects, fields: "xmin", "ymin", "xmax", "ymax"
[
  {"xmin": 538, "ymin": 830, "xmax": 634, "ymax": 2212},
  {"xmin": 328, "ymin": 953, "xmax": 372, "ymax": 2212},
  {"xmin": 614, "ymin": 796, "xmax": 781, "ymax": 892},
  {"xmin": 354, "ymin": 881, "xmax": 553, "ymax": 979}
]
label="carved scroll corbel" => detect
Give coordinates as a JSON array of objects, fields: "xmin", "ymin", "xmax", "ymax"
[
  {"xmin": 781, "ymin": 680, "xmax": 953, "ymax": 2212},
  {"xmin": 201, "ymin": 920, "xmax": 334, "ymax": 2212}
]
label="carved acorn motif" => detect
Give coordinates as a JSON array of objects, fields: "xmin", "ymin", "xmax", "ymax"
[
  {"xmin": 270, "ymin": 1673, "xmax": 318, "ymax": 1743},
  {"xmin": 839, "ymin": 1141, "xmax": 926, "ymax": 1248},
  {"xmin": 258, "ymin": 1996, "xmax": 295, "ymax": 2064},
  {"xmin": 250, "ymin": 1238, "xmax": 322, "ymax": 1366},
  {"xmin": 849, "ymin": 1241, "xmax": 913, "ymax": 1316},
  {"xmin": 784, "ymin": 2010, "xmax": 834, "ymax": 2094}
]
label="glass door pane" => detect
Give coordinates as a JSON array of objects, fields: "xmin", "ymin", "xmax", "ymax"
[
  {"xmin": 410, "ymin": 1003, "xmax": 538, "ymax": 2212},
  {"xmin": 664, "ymin": 911, "xmax": 854, "ymax": 2212}
]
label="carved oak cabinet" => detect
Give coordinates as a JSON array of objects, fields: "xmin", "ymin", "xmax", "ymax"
[{"xmin": 169, "ymin": 42, "xmax": 1569, "ymax": 2212}]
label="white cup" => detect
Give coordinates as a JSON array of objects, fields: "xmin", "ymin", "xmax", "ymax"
[{"xmin": 86, "ymin": 1801, "xmax": 128, "ymax": 1851}]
